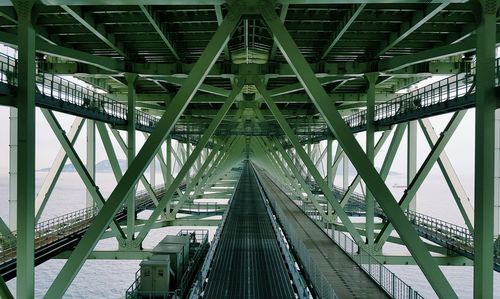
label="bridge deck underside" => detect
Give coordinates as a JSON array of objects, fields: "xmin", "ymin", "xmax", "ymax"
[{"xmin": 203, "ymin": 165, "xmax": 295, "ymax": 299}]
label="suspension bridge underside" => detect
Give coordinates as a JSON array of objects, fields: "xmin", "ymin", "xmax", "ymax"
[{"xmin": 0, "ymin": 0, "xmax": 499, "ymax": 298}]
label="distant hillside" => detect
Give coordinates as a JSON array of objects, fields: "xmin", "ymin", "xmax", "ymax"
[{"xmin": 37, "ymin": 159, "xmax": 128, "ymax": 173}]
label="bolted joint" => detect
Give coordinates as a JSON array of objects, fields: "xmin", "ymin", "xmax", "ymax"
[
  {"xmin": 124, "ymin": 72, "xmax": 139, "ymax": 87},
  {"xmin": 12, "ymin": 0, "xmax": 36, "ymax": 20},
  {"xmin": 227, "ymin": 0, "xmax": 277, "ymax": 16}
]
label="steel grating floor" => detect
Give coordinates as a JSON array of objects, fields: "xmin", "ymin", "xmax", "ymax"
[{"xmin": 203, "ymin": 164, "xmax": 295, "ymax": 299}]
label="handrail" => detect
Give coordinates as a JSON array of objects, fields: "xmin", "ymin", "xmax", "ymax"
[
  {"xmin": 308, "ymin": 180, "xmax": 500, "ymax": 269},
  {"xmin": 0, "ymin": 53, "xmax": 159, "ymax": 130},
  {"xmin": 344, "ymin": 58, "xmax": 500, "ymax": 130},
  {"xmin": 0, "ymin": 186, "xmax": 164, "ymax": 263},
  {"xmin": 179, "ymin": 201, "xmax": 221, "ymax": 214},
  {"xmin": 125, "ymin": 229, "xmax": 210, "ymax": 299},
  {"xmin": 188, "ymin": 166, "xmax": 244, "ymax": 299},
  {"xmin": 257, "ymin": 169, "xmax": 422, "ymax": 299}
]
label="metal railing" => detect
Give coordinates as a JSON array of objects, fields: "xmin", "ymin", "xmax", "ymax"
[
  {"xmin": 125, "ymin": 229, "xmax": 210, "ymax": 299},
  {"xmin": 328, "ymin": 228, "xmax": 423, "ymax": 299},
  {"xmin": 178, "ymin": 202, "xmax": 221, "ymax": 215},
  {"xmin": 408, "ymin": 210, "xmax": 472, "ymax": 249},
  {"xmin": 343, "ymin": 58, "xmax": 500, "ymax": 130},
  {"xmin": 260, "ymin": 171, "xmax": 423, "ymax": 299},
  {"xmin": 256, "ymin": 171, "xmax": 340, "ymax": 299},
  {"xmin": 0, "ymin": 53, "xmax": 159, "ymax": 129},
  {"xmin": 323, "ymin": 182, "xmax": 500, "ymax": 269},
  {"xmin": 295, "ymin": 196, "xmax": 423, "ymax": 299},
  {"xmin": 188, "ymin": 167, "xmax": 244, "ymax": 299},
  {"xmin": 255, "ymin": 167, "xmax": 310, "ymax": 299},
  {"xmin": 0, "ymin": 186, "xmax": 165, "ymax": 264},
  {"xmin": 0, "ymin": 206, "xmax": 97, "ymax": 263}
]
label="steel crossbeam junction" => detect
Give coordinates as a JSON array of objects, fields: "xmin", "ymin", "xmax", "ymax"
[{"xmin": 0, "ymin": 0, "xmax": 499, "ymax": 298}]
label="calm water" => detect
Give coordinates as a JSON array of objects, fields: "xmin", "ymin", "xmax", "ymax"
[{"xmin": 1, "ymin": 171, "xmax": 499, "ymax": 298}]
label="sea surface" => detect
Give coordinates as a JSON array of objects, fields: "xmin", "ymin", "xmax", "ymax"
[{"xmin": 1, "ymin": 171, "xmax": 499, "ymax": 298}]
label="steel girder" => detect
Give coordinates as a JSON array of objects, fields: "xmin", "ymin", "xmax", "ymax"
[
  {"xmin": 419, "ymin": 118, "xmax": 474, "ymax": 231},
  {"xmin": 374, "ymin": 110, "xmax": 466, "ymax": 250},
  {"xmin": 35, "ymin": 117, "xmax": 85, "ymax": 222},
  {"xmin": 474, "ymin": 1, "xmax": 498, "ymax": 297},
  {"xmin": 260, "ymin": 6, "xmax": 457, "ymax": 297},
  {"xmin": 12, "ymin": 1, "xmax": 36, "ymax": 297},
  {"xmin": 257, "ymin": 81, "xmax": 365, "ymax": 244},
  {"xmin": 133, "ymin": 82, "xmax": 243, "ymax": 244},
  {"xmin": 41, "ymin": 109, "xmax": 127, "ymax": 244},
  {"xmin": 43, "ymin": 7, "xmax": 242, "ymax": 297}
]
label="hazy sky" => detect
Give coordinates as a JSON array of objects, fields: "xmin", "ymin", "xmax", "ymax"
[{"xmin": 0, "ymin": 104, "xmax": 476, "ymax": 176}]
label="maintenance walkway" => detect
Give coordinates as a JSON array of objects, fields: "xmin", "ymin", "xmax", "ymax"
[
  {"xmin": 256, "ymin": 166, "xmax": 389, "ymax": 298},
  {"xmin": 203, "ymin": 164, "xmax": 295, "ymax": 299},
  {"xmin": 0, "ymin": 53, "xmax": 498, "ymax": 144},
  {"xmin": 0, "ymin": 181, "xmax": 225, "ymax": 281},
  {"xmin": 308, "ymin": 182, "xmax": 500, "ymax": 272}
]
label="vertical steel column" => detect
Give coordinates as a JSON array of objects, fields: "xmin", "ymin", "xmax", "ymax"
[
  {"xmin": 125, "ymin": 73, "xmax": 138, "ymax": 245},
  {"xmin": 365, "ymin": 73, "xmax": 377, "ymax": 248},
  {"xmin": 495, "ymin": 109, "xmax": 500, "ymax": 239},
  {"xmin": 45, "ymin": 8, "xmax": 241, "ymax": 296},
  {"xmin": 13, "ymin": 0, "xmax": 36, "ymax": 297},
  {"xmin": 261, "ymin": 7, "xmax": 456, "ymax": 296},
  {"xmin": 343, "ymin": 152, "xmax": 349, "ymax": 189},
  {"xmin": 326, "ymin": 136, "xmax": 333, "ymax": 216},
  {"xmin": 408, "ymin": 121, "xmax": 417, "ymax": 212},
  {"xmin": 166, "ymin": 136, "xmax": 172, "ymax": 186},
  {"xmin": 150, "ymin": 157, "xmax": 156, "ymax": 187},
  {"xmin": 474, "ymin": 1, "xmax": 497, "ymax": 297},
  {"xmin": 86, "ymin": 120, "xmax": 95, "ymax": 208},
  {"xmin": 8, "ymin": 108, "xmax": 17, "ymax": 230}
]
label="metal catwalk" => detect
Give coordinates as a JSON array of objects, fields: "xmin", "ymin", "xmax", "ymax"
[{"xmin": 203, "ymin": 164, "xmax": 295, "ymax": 299}]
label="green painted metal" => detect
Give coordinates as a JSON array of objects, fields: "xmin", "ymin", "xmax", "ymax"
[
  {"xmin": 61, "ymin": 5, "xmax": 128, "ymax": 57},
  {"xmin": 86, "ymin": 120, "xmax": 96, "ymax": 208},
  {"xmin": 374, "ymin": 2, "xmax": 450, "ymax": 57},
  {"xmin": 419, "ymin": 118, "xmax": 474, "ymax": 231},
  {"xmin": 260, "ymin": 7, "xmax": 457, "ymax": 297},
  {"xmin": 34, "ymin": 0, "xmax": 469, "ymax": 5},
  {"xmin": 166, "ymin": 137, "xmax": 172, "ymax": 186},
  {"xmin": 203, "ymin": 139, "xmax": 245, "ymax": 189},
  {"xmin": 109, "ymin": 127, "xmax": 162, "ymax": 208},
  {"xmin": 0, "ymin": 216, "xmax": 13, "ymax": 242},
  {"xmin": 35, "ymin": 117, "xmax": 85, "ymax": 222},
  {"xmin": 334, "ymin": 128, "xmax": 391, "ymax": 212},
  {"xmin": 326, "ymin": 136, "xmax": 333, "ymax": 215},
  {"xmin": 374, "ymin": 110, "xmax": 466, "ymax": 250},
  {"xmin": 365, "ymin": 73, "xmax": 377, "ymax": 248},
  {"xmin": 55, "ymin": 250, "xmax": 153, "ymax": 260},
  {"xmin": 407, "ymin": 120, "xmax": 418, "ymax": 212},
  {"xmin": 125, "ymin": 73, "xmax": 138, "ymax": 245},
  {"xmin": 41, "ymin": 109, "xmax": 127, "ymax": 244},
  {"xmin": 373, "ymin": 255, "xmax": 473, "ymax": 267},
  {"xmin": 0, "ymin": 276, "xmax": 13, "ymax": 299},
  {"xmin": 194, "ymin": 139, "xmax": 234, "ymax": 195},
  {"xmin": 139, "ymin": 5, "xmax": 179, "ymax": 60},
  {"xmin": 474, "ymin": 1, "xmax": 497, "ymax": 297},
  {"xmin": 379, "ymin": 124, "xmax": 407, "ymax": 180},
  {"xmin": 257, "ymin": 81, "xmax": 364, "ymax": 244},
  {"xmin": 8, "ymin": 108, "xmax": 16, "ymax": 230},
  {"xmin": 96, "ymin": 123, "xmax": 123, "ymax": 180},
  {"xmin": 134, "ymin": 82, "xmax": 243, "ymax": 244},
  {"xmin": 260, "ymin": 136, "xmax": 325, "ymax": 216},
  {"xmin": 321, "ymin": 4, "xmax": 365, "ymax": 59},
  {"xmin": 170, "ymin": 142, "xmax": 223, "ymax": 217},
  {"xmin": 12, "ymin": 0, "xmax": 36, "ymax": 297},
  {"xmin": 43, "ymin": 7, "xmax": 242, "ymax": 294}
]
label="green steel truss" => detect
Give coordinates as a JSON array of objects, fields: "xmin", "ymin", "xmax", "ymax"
[{"xmin": 0, "ymin": 1, "xmax": 498, "ymax": 298}]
